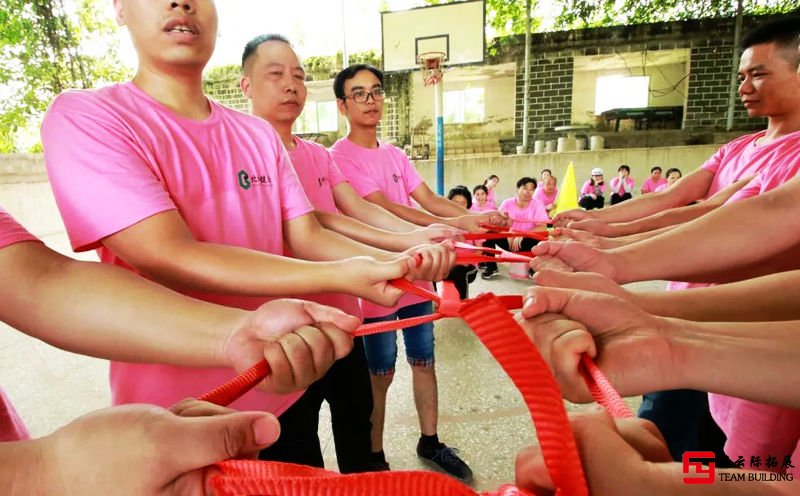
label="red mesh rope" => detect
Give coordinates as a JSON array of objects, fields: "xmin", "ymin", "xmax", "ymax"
[{"xmin": 201, "ymin": 254, "xmax": 633, "ymax": 495}]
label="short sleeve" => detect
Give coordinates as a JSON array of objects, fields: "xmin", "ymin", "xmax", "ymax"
[
  {"xmin": 326, "ymin": 152, "xmax": 349, "ymax": 188},
  {"xmin": 276, "ymin": 147, "xmax": 314, "ymax": 222},
  {"xmin": 0, "ymin": 208, "xmax": 40, "ymax": 249},
  {"xmin": 330, "ymin": 151, "xmax": 381, "ymax": 198},
  {"xmin": 41, "ymin": 92, "xmax": 176, "ymax": 252},
  {"xmin": 700, "ymin": 145, "xmax": 727, "ymax": 174}
]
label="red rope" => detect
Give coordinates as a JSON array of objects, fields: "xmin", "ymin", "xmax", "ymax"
[{"xmin": 200, "ymin": 253, "xmax": 633, "ymax": 495}]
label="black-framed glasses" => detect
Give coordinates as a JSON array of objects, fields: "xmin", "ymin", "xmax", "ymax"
[{"xmin": 345, "ymin": 88, "xmax": 386, "ymax": 103}]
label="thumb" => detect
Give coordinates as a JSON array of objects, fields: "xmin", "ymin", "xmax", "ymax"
[
  {"xmin": 173, "ymin": 412, "xmax": 280, "ymax": 470},
  {"xmin": 521, "ymin": 286, "xmax": 573, "ymax": 319},
  {"xmin": 301, "ymin": 300, "xmax": 361, "ymax": 333}
]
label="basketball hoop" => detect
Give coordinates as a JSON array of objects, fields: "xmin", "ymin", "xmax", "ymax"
[{"xmin": 418, "ymin": 51, "xmax": 446, "ymax": 86}]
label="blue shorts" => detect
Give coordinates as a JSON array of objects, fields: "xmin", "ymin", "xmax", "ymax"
[{"xmin": 362, "ymin": 301, "xmax": 435, "ymax": 375}]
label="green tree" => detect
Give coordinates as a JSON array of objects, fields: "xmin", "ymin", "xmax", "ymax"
[{"xmin": 0, "ymin": 0, "xmax": 131, "ymax": 152}]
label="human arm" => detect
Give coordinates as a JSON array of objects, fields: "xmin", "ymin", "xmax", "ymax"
[
  {"xmin": 102, "ymin": 210, "xmax": 409, "ymax": 306},
  {"xmin": 531, "ymin": 174, "xmax": 800, "ymax": 283},
  {"xmin": 573, "ymin": 177, "xmax": 752, "ymax": 237},
  {"xmin": 332, "ymin": 181, "xmax": 418, "ymax": 232},
  {"xmin": 515, "ymin": 410, "xmax": 795, "ymax": 496},
  {"xmin": 531, "ymin": 268, "xmax": 800, "ymax": 322},
  {"xmin": 1, "ymin": 400, "xmax": 284, "ymax": 496},
  {"xmin": 362, "ymin": 190, "xmax": 489, "ymax": 232},
  {"xmin": 518, "ymin": 286, "xmax": 800, "ymax": 407},
  {"xmin": 553, "ymin": 168, "xmax": 714, "ymax": 227},
  {"xmin": 410, "ymin": 182, "xmax": 470, "ymax": 217}
]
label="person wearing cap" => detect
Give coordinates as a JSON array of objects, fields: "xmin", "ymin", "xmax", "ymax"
[{"xmin": 579, "ymin": 168, "xmax": 606, "ymax": 210}]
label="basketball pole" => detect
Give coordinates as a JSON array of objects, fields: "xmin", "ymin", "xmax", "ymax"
[{"xmin": 434, "ymin": 76, "xmax": 445, "ymax": 195}]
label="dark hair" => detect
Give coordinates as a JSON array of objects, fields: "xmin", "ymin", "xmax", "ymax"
[
  {"xmin": 473, "ymin": 184, "xmax": 488, "ymax": 196},
  {"xmin": 741, "ymin": 16, "xmax": 800, "ymax": 66},
  {"xmin": 540, "ymin": 169, "xmax": 552, "ymax": 176},
  {"xmin": 447, "ymin": 185, "xmax": 472, "ymax": 209},
  {"xmin": 333, "ymin": 64, "xmax": 384, "ymax": 99},
  {"xmin": 516, "ymin": 176, "xmax": 537, "ymax": 189},
  {"xmin": 483, "ymin": 174, "xmax": 499, "ymax": 186},
  {"xmin": 650, "ymin": 166, "xmax": 663, "ymax": 173},
  {"xmin": 665, "ymin": 167, "xmax": 682, "ymax": 178},
  {"xmin": 618, "ymin": 164, "xmax": 630, "ymax": 173},
  {"xmin": 241, "ymin": 33, "xmax": 292, "ymax": 71}
]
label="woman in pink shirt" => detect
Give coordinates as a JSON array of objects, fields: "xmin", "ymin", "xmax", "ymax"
[
  {"xmin": 579, "ymin": 168, "xmax": 606, "ymax": 210},
  {"xmin": 609, "ymin": 164, "xmax": 635, "ymax": 205},
  {"xmin": 640, "ymin": 166, "xmax": 668, "ymax": 194},
  {"xmin": 533, "ymin": 175, "xmax": 558, "ymax": 216},
  {"xmin": 470, "ymin": 184, "xmax": 494, "ymax": 213},
  {"xmin": 481, "ymin": 177, "xmax": 549, "ymax": 279},
  {"xmin": 655, "ymin": 168, "xmax": 683, "ymax": 192},
  {"xmin": 483, "ymin": 174, "xmax": 500, "ymax": 209}
]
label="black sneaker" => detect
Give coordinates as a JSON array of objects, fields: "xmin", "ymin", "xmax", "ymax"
[
  {"xmin": 481, "ymin": 265, "xmax": 498, "ymax": 279},
  {"xmin": 417, "ymin": 441, "xmax": 473, "ymax": 482}
]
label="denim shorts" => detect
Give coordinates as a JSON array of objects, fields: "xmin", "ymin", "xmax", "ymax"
[{"xmin": 362, "ymin": 301, "xmax": 435, "ymax": 375}]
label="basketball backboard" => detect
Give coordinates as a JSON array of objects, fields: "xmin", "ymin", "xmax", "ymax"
[{"xmin": 381, "ymin": 0, "xmax": 485, "ymax": 73}]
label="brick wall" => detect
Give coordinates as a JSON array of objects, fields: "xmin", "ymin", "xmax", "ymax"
[
  {"xmin": 495, "ymin": 13, "xmax": 787, "ymax": 143},
  {"xmin": 204, "ymin": 78, "xmax": 249, "ymax": 112}
]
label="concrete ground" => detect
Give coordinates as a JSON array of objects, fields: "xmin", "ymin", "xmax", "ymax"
[{"xmin": 0, "ymin": 230, "xmax": 665, "ymax": 491}]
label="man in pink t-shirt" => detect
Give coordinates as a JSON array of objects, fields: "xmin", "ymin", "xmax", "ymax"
[
  {"xmin": 532, "ymin": 18, "xmax": 800, "ymax": 466},
  {"xmin": 328, "ymin": 63, "xmax": 474, "ymax": 481},
  {"xmin": 640, "ymin": 166, "xmax": 667, "ymax": 195},
  {"xmin": 239, "ymin": 34, "xmax": 459, "ymax": 473},
  {"xmin": 609, "ymin": 165, "xmax": 635, "ymax": 205},
  {"xmin": 40, "ymin": 1, "xmax": 444, "ymax": 420}
]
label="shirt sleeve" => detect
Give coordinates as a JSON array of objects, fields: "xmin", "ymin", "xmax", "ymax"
[
  {"xmin": 399, "ymin": 150, "xmax": 424, "ymax": 195},
  {"xmin": 41, "ymin": 92, "xmax": 176, "ymax": 252},
  {"xmin": 0, "ymin": 208, "xmax": 40, "ymax": 249},
  {"xmin": 325, "ymin": 151, "xmax": 349, "ymax": 188},
  {"xmin": 329, "ymin": 150, "xmax": 381, "ymax": 198},
  {"xmin": 276, "ymin": 146, "xmax": 314, "ymax": 222}
]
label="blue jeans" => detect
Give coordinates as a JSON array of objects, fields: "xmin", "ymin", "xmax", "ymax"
[{"xmin": 362, "ymin": 301, "xmax": 435, "ymax": 375}]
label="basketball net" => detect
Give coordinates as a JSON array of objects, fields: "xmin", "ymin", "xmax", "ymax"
[{"xmin": 418, "ymin": 51, "xmax": 446, "ymax": 86}]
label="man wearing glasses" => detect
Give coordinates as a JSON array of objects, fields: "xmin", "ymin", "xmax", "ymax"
[{"xmin": 329, "ymin": 64, "xmax": 474, "ymax": 481}]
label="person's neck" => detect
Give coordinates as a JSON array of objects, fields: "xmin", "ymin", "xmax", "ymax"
[
  {"xmin": 266, "ymin": 119, "xmax": 295, "ymax": 150},
  {"xmin": 133, "ymin": 66, "xmax": 209, "ymax": 120},
  {"xmin": 517, "ymin": 197, "xmax": 530, "ymax": 207},
  {"xmin": 347, "ymin": 124, "xmax": 379, "ymax": 149},
  {"xmin": 762, "ymin": 112, "xmax": 800, "ymax": 143}
]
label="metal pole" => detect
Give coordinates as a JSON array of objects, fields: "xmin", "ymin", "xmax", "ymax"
[
  {"xmin": 434, "ymin": 77, "xmax": 445, "ymax": 195},
  {"xmin": 521, "ymin": 0, "xmax": 532, "ymax": 151},
  {"xmin": 726, "ymin": 0, "xmax": 743, "ymax": 131}
]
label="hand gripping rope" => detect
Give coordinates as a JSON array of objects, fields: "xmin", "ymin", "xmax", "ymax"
[{"xmin": 199, "ymin": 244, "xmax": 633, "ymax": 496}]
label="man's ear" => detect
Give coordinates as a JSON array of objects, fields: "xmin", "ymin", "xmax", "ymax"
[
  {"xmin": 240, "ymin": 75, "xmax": 251, "ymax": 98},
  {"xmin": 113, "ymin": 0, "xmax": 125, "ymax": 26},
  {"xmin": 336, "ymin": 98, "xmax": 347, "ymax": 117}
]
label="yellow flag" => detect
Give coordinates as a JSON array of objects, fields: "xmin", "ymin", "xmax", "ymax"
[{"xmin": 552, "ymin": 161, "xmax": 579, "ymax": 217}]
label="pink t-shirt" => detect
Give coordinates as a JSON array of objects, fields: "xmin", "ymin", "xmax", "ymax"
[
  {"xmin": 609, "ymin": 177, "xmax": 635, "ymax": 195},
  {"xmin": 654, "ymin": 183, "xmax": 669, "ymax": 193},
  {"xmin": 640, "ymin": 177, "xmax": 667, "ymax": 194},
  {"xmin": 41, "ymin": 83, "xmax": 313, "ymax": 414},
  {"xmin": 533, "ymin": 187, "xmax": 558, "ymax": 208},
  {"xmin": 470, "ymin": 202, "xmax": 494, "ymax": 213},
  {"xmin": 665, "ymin": 130, "xmax": 800, "ymax": 465},
  {"xmin": 486, "ymin": 188, "xmax": 498, "ymax": 209},
  {"xmin": 287, "ymin": 137, "xmax": 362, "ymax": 318},
  {"xmin": 580, "ymin": 180, "xmax": 606, "ymax": 196},
  {"xmin": 498, "ymin": 198, "xmax": 549, "ymax": 232},
  {"xmin": 0, "ymin": 208, "xmax": 39, "ymax": 442},
  {"xmin": 329, "ymin": 137, "xmax": 433, "ymax": 318}
]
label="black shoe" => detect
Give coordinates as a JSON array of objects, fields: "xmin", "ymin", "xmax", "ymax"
[
  {"xmin": 417, "ymin": 441, "xmax": 473, "ymax": 482},
  {"xmin": 369, "ymin": 460, "xmax": 391, "ymax": 471},
  {"xmin": 481, "ymin": 265, "xmax": 498, "ymax": 279},
  {"xmin": 477, "ymin": 262, "xmax": 488, "ymax": 272}
]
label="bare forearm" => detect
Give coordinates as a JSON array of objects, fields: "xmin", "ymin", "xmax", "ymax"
[
  {"xmin": 1, "ymin": 441, "xmax": 47, "ymax": 495},
  {"xmin": 380, "ymin": 200, "xmax": 460, "ymax": 228},
  {"xmin": 314, "ymin": 211, "xmax": 415, "ymax": 251},
  {"xmin": 286, "ymin": 219, "xmax": 392, "ymax": 261},
  {"xmin": 668, "ymin": 318, "xmax": 800, "ymax": 407},
  {"xmin": 603, "ymin": 225, "xmax": 677, "ymax": 248},
  {"xmin": 613, "ymin": 184, "xmax": 800, "ymax": 283},
  {"xmin": 334, "ymin": 187, "xmax": 418, "ymax": 232},
  {"xmin": 423, "ymin": 195, "xmax": 470, "ymax": 217},
  {"xmin": 0, "ymin": 243, "xmax": 239, "ymax": 367},
  {"xmin": 607, "ymin": 201, "xmax": 718, "ymax": 237}
]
